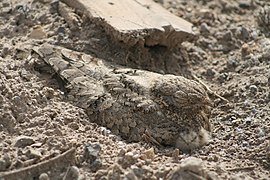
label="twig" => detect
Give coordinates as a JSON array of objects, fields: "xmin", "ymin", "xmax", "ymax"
[
  {"xmin": 62, "ymin": 165, "xmax": 71, "ymax": 180},
  {"xmin": 142, "ymin": 129, "xmax": 162, "ymax": 147},
  {"xmin": 226, "ymin": 166, "xmax": 256, "ymax": 171},
  {"xmin": 186, "ymin": 171, "xmax": 206, "ymax": 180},
  {"xmin": 192, "ymin": 75, "xmax": 229, "ymax": 103},
  {"xmin": 0, "ymin": 148, "xmax": 76, "ymax": 180}
]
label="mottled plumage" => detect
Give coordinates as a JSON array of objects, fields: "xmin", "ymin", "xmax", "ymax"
[{"xmin": 33, "ymin": 44, "xmax": 212, "ymax": 151}]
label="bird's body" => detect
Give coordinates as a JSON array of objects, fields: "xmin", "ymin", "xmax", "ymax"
[{"xmin": 34, "ymin": 44, "xmax": 212, "ymax": 151}]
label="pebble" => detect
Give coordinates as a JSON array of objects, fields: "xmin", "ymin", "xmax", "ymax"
[
  {"xmin": 172, "ymin": 148, "xmax": 180, "ymax": 161},
  {"xmin": 124, "ymin": 169, "xmax": 138, "ymax": 180},
  {"xmin": 249, "ymin": 85, "xmax": 258, "ymax": 94},
  {"xmin": 244, "ymin": 117, "xmax": 252, "ymax": 125},
  {"xmin": 242, "ymin": 141, "xmax": 249, "ymax": 147},
  {"xmin": 227, "ymin": 56, "xmax": 238, "ymax": 68},
  {"xmin": 107, "ymin": 164, "xmax": 123, "ymax": 179},
  {"xmin": 218, "ymin": 72, "xmax": 229, "ymax": 83},
  {"xmin": 0, "ymin": 46, "xmax": 9, "ymax": 58},
  {"xmin": 39, "ymin": 173, "xmax": 50, "ymax": 180},
  {"xmin": 223, "ymin": 31, "xmax": 233, "ymax": 41},
  {"xmin": 39, "ymin": 0, "xmax": 54, "ymax": 4},
  {"xmin": 168, "ymin": 157, "xmax": 210, "ymax": 180},
  {"xmin": 26, "ymin": 148, "xmax": 42, "ymax": 159},
  {"xmin": 206, "ymin": 68, "xmax": 216, "ymax": 78},
  {"xmin": 68, "ymin": 122, "xmax": 79, "ymax": 130},
  {"xmin": 239, "ymin": 27, "xmax": 250, "ymax": 40},
  {"xmin": 14, "ymin": 135, "xmax": 35, "ymax": 148},
  {"xmin": 29, "ymin": 26, "xmax": 47, "ymax": 39},
  {"xmin": 143, "ymin": 148, "xmax": 155, "ymax": 160},
  {"xmin": 83, "ymin": 143, "xmax": 101, "ymax": 163},
  {"xmin": 200, "ymin": 23, "xmax": 210, "ymax": 34},
  {"xmin": 1, "ymin": 111, "xmax": 16, "ymax": 131},
  {"xmin": 238, "ymin": 0, "xmax": 252, "ymax": 9},
  {"xmin": 180, "ymin": 157, "xmax": 203, "ymax": 173},
  {"xmin": 64, "ymin": 166, "xmax": 80, "ymax": 180},
  {"xmin": 20, "ymin": 69, "xmax": 32, "ymax": 80},
  {"xmin": 241, "ymin": 43, "xmax": 251, "ymax": 55},
  {"xmin": 0, "ymin": 159, "xmax": 7, "ymax": 171},
  {"xmin": 90, "ymin": 158, "xmax": 102, "ymax": 172},
  {"xmin": 255, "ymin": 127, "xmax": 265, "ymax": 137}
]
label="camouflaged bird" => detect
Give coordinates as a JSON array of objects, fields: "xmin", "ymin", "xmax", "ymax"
[{"xmin": 33, "ymin": 44, "xmax": 212, "ymax": 151}]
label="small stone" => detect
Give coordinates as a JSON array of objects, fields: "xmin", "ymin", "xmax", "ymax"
[
  {"xmin": 68, "ymin": 122, "xmax": 79, "ymax": 130},
  {"xmin": 180, "ymin": 157, "xmax": 203, "ymax": 173},
  {"xmin": 26, "ymin": 148, "xmax": 42, "ymax": 159},
  {"xmin": 227, "ymin": 58, "xmax": 238, "ymax": 69},
  {"xmin": 3, "ymin": 154, "xmax": 11, "ymax": 169},
  {"xmin": 218, "ymin": 73, "xmax": 229, "ymax": 83},
  {"xmin": 29, "ymin": 26, "xmax": 47, "ymax": 39},
  {"xmin": 207, "ymin": 171, "xmax": 219, "ymax": 180},
  {"xmin": 212, "ymin": 154, "xmax": 219, "ymax": 162},
  {"xmin": 0, "ymin": 46, "xmax": 9, "ymax": 58},
  {"xmin": 249, "ymin": 85, "xmax": 258, "ymax": 94},
  {"xmin": 244, "ymin": 116, "xmax": 251, "ymax": 124},
  {"xmin": 223, "ymin": 31, "xmax": 233, "ymax": 41},
  {"xmin": 39, "ymin": 0, "xmax": 54, "ymax": 3},
  {"xmin": 118, "ymin": 151, "xmax": 138, "ymax": 169},
  {"xmin": 43, "ymin": 87, "xmax": 55, "ymax": 99},
  {"xmin": 200, "ymin": 23, "xmax": 210, "ymax": 34},
  {"xmin": 20, "ymin": 69, "xmax": 32, "ymax": 80},
  {"xmin": 64, "ymin": 166, "xmax": 80, "ymax": 180},
  {"xmin": 0, "ymin": 159, "xmax": 7, "ymax": 171},
  {"xmin": 238, "ymin": 0, "xmax": 252, "ymax": 9},
  {"xmin": 242, "ymin": 141, "xmax": 249, "ymax": 147},
  {"xmin": 240, "ymin": 27, "xmax": 250, "ymax": 40},
  {"xmin": 107, "ymin": 164, "xmax": 123, "ymax": 179},
  {"xmin": 143, "ymin": 148, "xmax": 155, "ymax": 160},
  {"xmin": 266, "ymin": 140, "xmax": 270, "ymax": 159},
  {"xmin": 39, "ymin": 173, "xmax": 50, "ymax": 180},
  {"xmin": 90, "ymin": 158, "xmax": 102, "ymax": 172},
  {"xmin": 124, "ymin": 169, "xmax": 138, "ymax": 180},
  {"xmin": 168, "ymin": 157, "xmax": 207, "ymax": 180},
  {"xmin": 172, "ymin": 149, "xmax": 180, "ymax": 161},
  {"xmin": 14, "ymin": 135, "xmax": 35, "ymax": 148},
  {"xmin": 83, "ymin": 143, "xmax": 101, "ymax": 163},
  {"xmin": 241, "ymin": 43, "xmax": 250, "ymax": 55},
  {"xmin": 206, "ymin": 68, "xmax": 216, "ymax": 78},
  {"xmin": 118, "ymin": 149, "xmax": 126, "ymax": 157},
  {"xmin": 255, "ymin": 127, "xmax": 265, "ymax": 137},
  {"xmin": 131, "ymin": 165, "xmax": 146, "ymax": 178},
  {"xmin": 30, "ymin": 142, "xmax": 43, "ymax": 148},
  {"xmin": 216, "ymin": 165, "xmax": 226, "ymax": 174},
  {"xmin": 1, "ymin": 111, "xmax": 16, "ymax": 131}
]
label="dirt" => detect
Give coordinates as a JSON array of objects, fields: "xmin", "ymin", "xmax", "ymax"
[{"xmin": 0, "ymin": 0, "xmax": 269, "ymax": 179}]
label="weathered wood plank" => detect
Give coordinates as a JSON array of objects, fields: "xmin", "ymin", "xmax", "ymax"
[{"xmin": 61, "ymin": 0, "xmax": 195, "ymax": 48}]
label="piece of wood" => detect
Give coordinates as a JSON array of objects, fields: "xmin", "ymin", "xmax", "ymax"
[
  {"xmin": 61, "ymin": 0, "xmax": 195, "ymax": 48},
  {"xmin": 0, "ymin": 148, "xmax": 76, "ymax": 180}
]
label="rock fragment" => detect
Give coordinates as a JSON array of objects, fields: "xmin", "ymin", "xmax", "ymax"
[
  {"xmin": 83, "ymin": 143, "xmax": 101, "ymax": 163},
  {"xmin": 29, "ymin": 26, "xmax": 47, "ymax": 39},
  {"xmin": 143, "ymin": 148, "xmax": 155, "ymax": 160},
  {"xmin": 168, "ymin": 157, "xmax": 219, "ymax": 180},
  {"xmin": 39, "ymin": 173, "xmax": 50, "ymax": 180},
  {"xmin": 63, "ymin": 166, "xmax": 80, "ymax": 180},
  {"xmin": 0, "ymin": 159, "xmax": 7, "ymax": 171},
  {"xmin": 14, "ymin": 136, "xmax": 35, "ymax": 148},
  {"xmin": 83, "ymin": 143, "xmax": 102, "ymax": 171}
]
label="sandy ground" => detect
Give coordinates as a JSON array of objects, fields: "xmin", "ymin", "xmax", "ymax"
[{"xmin": 0, "ymin": 0, "xmax": 269, "ymax": 179}]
